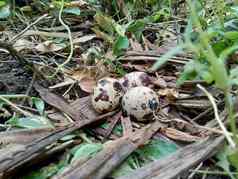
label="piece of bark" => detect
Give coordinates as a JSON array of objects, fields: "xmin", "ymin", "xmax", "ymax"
[
  {"xmin": 0, "ymin": 125, "xmax": 77, "ymax": 179},
  {"xmin": 0, "ymin": 127, "xmax": 53, "ymax": 144},
  {"xmin": 118, "ymin": 136, "xmax": 224, "ymax": 179},
  {"xmin": 103, "ymin": 111, "xmax": 122, "ymax": 141},
  {"xmin": 0, "ymin": 97, "xmax": 116, "ymax": 178},
  {"xmin": 34, "ymin": 83, "xmax": 88, "ymax": 121},
  {"xmin": 121, "ymin": 116, "xmax": 133, "ymax": 136},
  {"xmin": 53, "ymin": 121, "xmax": 162, "ymax": 179},
  {"xmin": 45, "ymin": 94, "xmax": 98, "ymax": 124}
]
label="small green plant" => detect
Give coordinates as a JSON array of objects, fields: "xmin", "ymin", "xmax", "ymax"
[{"xmin": 152, "ymin": 0, "xmax": 238, "ymax": 175}]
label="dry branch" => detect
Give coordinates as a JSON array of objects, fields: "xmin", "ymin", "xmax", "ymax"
[
  {"xmin": 118, "ymin": 136, "xmax": 224, "ymax": 179},
  {"xmin": 53, "ymin": 121, "xmax": 162, "ymax": 179}
]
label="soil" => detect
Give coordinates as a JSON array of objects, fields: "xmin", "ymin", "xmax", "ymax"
[{"xmin": 0, "ymin": 55, "xmax": 32, "ymax": 94}]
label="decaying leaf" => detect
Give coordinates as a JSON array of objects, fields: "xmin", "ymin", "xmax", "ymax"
[
  {"xmin": 13, "ymin": 39, "xmax": 34, "ymax": 52},
  {"xmin": 158, "ymin": 88, "xmax": 179, "ymax": 101},
  {"xmin": 50, "ymin": 67, "xmax": 97, "ymax": 93},
  {"xmin": 0, "ymin": 128, "xmax": 53, "ymax": 144},
  {"xmin": 162, "ymin": 127, "xmax": 202, "ymax": 142},
  {"xmin": 73, "ymin": 35, "xmax": 96, "ymax": 44},
  {"xmin": 35, "ymin": 41, "xmax": 66, "ymax": 53}
]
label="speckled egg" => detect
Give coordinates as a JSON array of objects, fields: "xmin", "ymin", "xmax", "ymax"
[
  {"xmin": 92, "ymin": 77, "xmax": 124, "ymax": 113},
  {"xmin": 122, "ymin": 86, "xmax": 159, "ymax": 121},
  {"xmin": 119, "ymin": 72, "xmax": 153, "ymax": 91}
]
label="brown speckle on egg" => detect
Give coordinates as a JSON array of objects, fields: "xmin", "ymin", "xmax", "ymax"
[
  {"xmin": 122, "ymin": 86, "xmax": 159, "ymax": 121},
  {"xmin": 92, "ymin": 77, "xmax": 124, "ymax": 113},
  {"xmin": 119, "ymin": 72, "xmax": 153, "ymax": 91},
  {"xmin": 140, "ymin": 73, "xmax": 152, "ymax": 86},
  {"xmin": 113, "ymin": 81, "xmax": 123, "ymax": 92}
]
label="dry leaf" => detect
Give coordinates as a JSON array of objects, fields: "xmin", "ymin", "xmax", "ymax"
[
  {"xmin": 13, "ymin": 39, "xmax": 35, "ymax": 52},
  {"xmin": 158, "ymin": 88, "xmax": 179, "ymax": 101},
  {"xmin": 50, "ymin": 68, "xmax": 97, "ymax": 93},
  {"xmin": 162, "ymin": 127, "xmax": 202, "ymax": 142},
  {"xmin": 35, "ymin": 41, "xmax": 66, "ymax": 53},
  {"xmin": 78, "ymin": 77, "xmax": 96, "ymax": 93},
  {"xmin": 153, "ymin": 77, "xmax": 167, "ymax": 88},
  {"xmin": 66, "ymin": 0, "xmax": 88, "ymax": 7},
  {"xmin": 73, "ymin": 35, "xmax": 96, "ymax": 44}
]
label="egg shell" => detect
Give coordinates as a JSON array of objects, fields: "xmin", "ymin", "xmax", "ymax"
[
  {"xmin": 122, "ymin": 86, "xmax": 159, "ymax": 121},
  {"xmin": 119, "ymin": 71, "xmax": 153, "ymax": 91},
  {"xmin": 92, "ymin": 77, "xmax": 124, "ymax": 113}
]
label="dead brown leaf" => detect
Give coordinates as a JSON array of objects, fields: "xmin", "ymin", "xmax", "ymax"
[
  {"xmin": 49, "ymin": 67, "xmax": 97, "ymax": 93},
  {"xmin": 73, "ymin": 35, "xmax": 96, "ymax": 44},
  {"xmin": 158, "ymin": 88, "xmax": 179, "ymax": 101},
  {"xmin": 13, "ymin": 39, "xmax": 34, "ymax": 52},
  {"xmin": 35, "ymin": 41, "xmax": 65, "ymax": 53},
  {"xmin": 162, "ymin": 127, "xmax": 202, "ymax": 142}
]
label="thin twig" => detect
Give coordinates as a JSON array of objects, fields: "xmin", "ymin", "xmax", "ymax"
[
  {"xmin": 197, "ymin": 84, "xmax": 236, "ymax": 148},
  {"xmin": 21, "ymin": 73, "xmax": 36, "ymax": 105},
  {"xmin": 49, "ymin": 0, "xmax": 74, "ymax": 78},
  {"xmin": 0, "ymin": 96, "xmax": 33, "ymax": 117},
  {"xmin": 10, "ymin": 14, "xmax": 49, "ymax": 42}
]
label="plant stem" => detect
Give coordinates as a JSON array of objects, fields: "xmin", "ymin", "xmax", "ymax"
[
  {"xmin": 225, "ymin": 90, "xmax": 238, "ymax": 144},
  {"xmin": 189, "ymin": 169, "xmax": 238, "ymax": 176}
]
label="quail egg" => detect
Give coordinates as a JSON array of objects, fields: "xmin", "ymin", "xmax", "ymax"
[
  {"xmin": 92, "ymin": 77, "xmax": 124, "ymax": 113},
  {"xmin": 122, "ymin": 86, "xmax": 159, "ymax": 121},
  {"xmin": 119, "ymin": 71, "xmax": 153, "ymax": 91}
]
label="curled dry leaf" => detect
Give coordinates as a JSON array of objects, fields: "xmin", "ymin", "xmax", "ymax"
[
  {"xmin": 35, "ymin": 41, "xmax": 66, "ymax": 53},
  {"xmin": 13, "ymin": 39, "xmax": 34, "ymax": 52},
  {"xmin": 79, "ymin": 77, "xmax": 96, "ymax": 93},
  {"xmin": 66, "ymin": 0, "xmax": 88, "ymax": 7},
  {"xmin": 158, "ymin": 88, "xmax": 179, "ymax": 102},
  {"xmin": 73, "ymin": 35, "xmax": 96, "ymax": 44},
  {"xmin": 162, "ymin": 127, "xmax": 202, "ymax": 142},
  {"xmin": 50, "ymin": 67, "xmax": 97, "ymax": 93},
  {"xmin": 71, "ymin": 68, "xmax": 97, "ymax": 93}
]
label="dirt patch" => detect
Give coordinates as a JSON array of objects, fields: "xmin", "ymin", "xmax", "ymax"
[{"xmin": 0, "ymin": 55, "xmax": 32, "ymax": 94}]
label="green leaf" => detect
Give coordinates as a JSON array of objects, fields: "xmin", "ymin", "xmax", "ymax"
[
  {"xmin": 126, "ymin": 20, "xmax": 145, "ymax": 33},
  {"xmin": 101, "ymin": 122, "xmax": 123, "ymax": 136},
  {"xmin": 113, "ymin": 36, "xmax": 129, "ymax": 56},
  {"xmin": 32, "ymin": 97, "xmax": 45, "ymax": 115},
  {"xmin": 23, "ymin": 161, "xmax": 64, "ymax": 179},
  {"xmin": 114, "ymin": 23, "xmax": 126, "ymax": 37},
  {"xmin": 216, "ymin": 146, "xmax": 236, "ymax": 179},
  {"xmin": 0, "ymin": 1, "xmax": 6, "ymax": 7},
  {"xmin": 71, "ymin": 143, "xmax": 103, "ymax": 162},
  {"xmin": 219, "ymin": 44, "xmax": 238, "ymax": 62},
  {"xmin": 211, "ymin": 59, "xmax": 229, "ymax": 90},
  {"xmin": 201, "ymin": 71, "xmax": 213, "ymax": 84},
  {"xmin": 63, "ymin": 7, "xmax": 81, "ymax": 15},
  {"xmin": 126, "ymin": 20, "xmax": 145, "ymax": 40},
  {"xmin": 135, "ymin": 138, "xmax": 178, "ymax": 163},
  {"xmin": 111, "ymin": 138, "xmax": 178, "ymax": 178},
  {"xmin": 212, "ymin": 40, "xmax": 227, "ymax": 56},
  {"xmin": 0, "ymin": 4, "xmax": 10, "ymax": 19},
  {"xmin": 111, "ymin": 155, "xmax": 137, "ymax": 177},
  {"xmin": 0, "ymin": 101, "xmax": 5, "ymax": 108},
  {"xmin": 228, "ymin": 149, "xmax": 238, "ymax": 172},
  {"xmin": 224, "ymin": 31, "xmax": 238, "ymax": 40},
  {"xmin": 229, "ymin": 66, "xmax": 238, "ymax": 86},
  {"xmin": 6, "ymin": 116, "xmax": 53, "ymax": 129},
  {"xmin": 94, "ymin": 12, "xmax": 115, "ymax": 34},
  {"xmin": 151, "ymin": 45, "xmax": 185, "ymax": 71}
]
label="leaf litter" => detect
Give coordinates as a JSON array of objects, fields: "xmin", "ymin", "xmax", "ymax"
[{"xmin": 0, "ymin": 0, "xmax": 235, "ymax": 179}]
